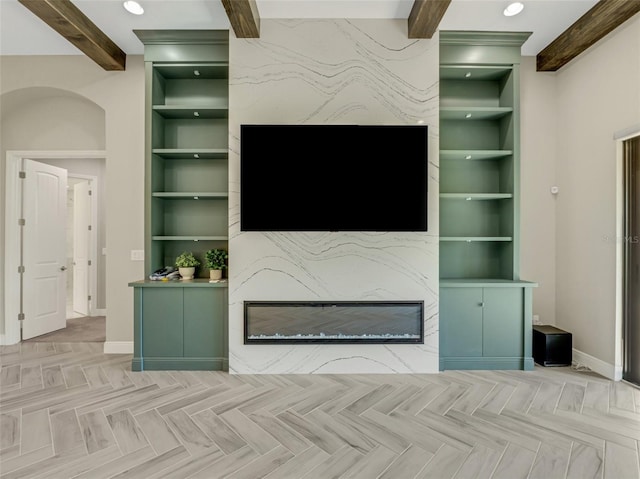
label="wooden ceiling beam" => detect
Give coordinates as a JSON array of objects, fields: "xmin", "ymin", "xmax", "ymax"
[
  {"xmin": 221, "ymin": 0, "xmax": 260, "ymax": 38},
  {"xmin": 408, "ymin": 0, "xmax": 452, "ymax": 39},
  {"xmin": 537, "ymin": 0, "xmax": 640, "ymax": 72},
  {"xmin": 18, "ymin": 0, "xmax": 126, "ymax": 71}
]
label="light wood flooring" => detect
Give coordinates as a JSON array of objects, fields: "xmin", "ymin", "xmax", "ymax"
[{"xmin": 1, "ymin": 342, "xmax": 639, "ymax": 479}]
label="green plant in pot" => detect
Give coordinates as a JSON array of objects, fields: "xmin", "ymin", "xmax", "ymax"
[
  {"xmin": 175, "ymin": 251, "xmax": 200, "ymax": 280},
  {"xmin": 205, "ymin": 248, "xmax": 228, "ymax": 280}
]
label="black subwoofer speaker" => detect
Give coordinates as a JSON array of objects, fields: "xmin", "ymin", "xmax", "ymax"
[{"xmin": 533, "ymin": 325, "xmax": 572, "ymax": 367}]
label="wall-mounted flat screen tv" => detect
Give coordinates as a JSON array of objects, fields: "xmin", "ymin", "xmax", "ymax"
[{"xmin": 240, "ymin": 124, "xmax": 428, "ymax": 232}]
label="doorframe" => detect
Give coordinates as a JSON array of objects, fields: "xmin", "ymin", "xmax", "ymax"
[
  {"xmin": 614, "ymin": 125, "xmax": 640, "ymax": 382},
  {"xmin": 68, "ymin": 173, "xmax": 99, "ymax": 317},
  {"xmin": 3, "ymin": 150, "xmax": 105, "ymax": 345}
]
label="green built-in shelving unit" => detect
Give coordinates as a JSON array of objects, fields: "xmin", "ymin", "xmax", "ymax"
[
  {"xmin": 135, "ymin": 30, "xmax": 230, "ymax": 274},
  {"xmin": 130, "ymin": 30, "xmax": 229, "ymax": 371},
  {"xmin": 439, "ymin": 31, "xmax": 537, "ymax": 371}
]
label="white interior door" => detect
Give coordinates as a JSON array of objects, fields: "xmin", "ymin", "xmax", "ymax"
[
  {"xmin": 73, "ymin": 180, "xmax": 90, "ymax": 316},
  {"xmin": 22, "ymin": 159, "xmax": 68, "ymax": 340}
]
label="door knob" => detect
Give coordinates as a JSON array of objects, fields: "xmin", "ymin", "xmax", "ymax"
[{"xmin": 60, "ymin": 266, "xmax": 67, "ymax": 271}]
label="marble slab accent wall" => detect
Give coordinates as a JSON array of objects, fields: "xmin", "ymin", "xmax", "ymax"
[{"xmin": 229, "ymin": 19, "xmax": 439, "ymax": 373}]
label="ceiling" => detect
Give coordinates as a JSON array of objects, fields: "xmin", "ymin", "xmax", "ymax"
[{"xmin": 0, "ymin": 0, "xmax": 599, "ymax": 57}]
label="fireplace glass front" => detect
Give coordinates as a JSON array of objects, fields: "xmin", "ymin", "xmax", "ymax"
[{"xmin": 244, "ymin": 301, "xmax": 424, "ymax": 344}]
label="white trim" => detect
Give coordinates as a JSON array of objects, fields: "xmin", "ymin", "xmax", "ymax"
[
  {"xmin": 573, "ymin": 348, "xmax": 622, "ymax": 381},
  {"xmin": 614, "ymin": 124, "xmax": 640, "ymax": 141},
  {"xmin": 4, "ymin": 150, "xmax": 106, "ymax": 345},
  {"xmin": 103, "ymin": 341, "xmax": 133, "ymax": 354},
  {"xmin": 615, "ymin": 132, "xmax": 640, "ymax": 385},
  {"xmin": 95, "ymin": 308, "xmax": 107, "ymax": 316},
  {"xmin": 67, "ymin": 173, "xmax": 99, "ymax": 317},
  {"xmin": 4, "ymin": 154, "xmax": 23, "ymax": 345},
  {"xmin": 615, "ymin": 139, "xmax": 625, "ymax": 381}
]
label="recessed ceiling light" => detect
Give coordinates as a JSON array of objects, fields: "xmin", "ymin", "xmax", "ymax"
[
  {"xmin": 123, "ymin": 1, "xmax": 144, "ymax": 15},
  {"xmin": 503, "ymin": 2, "xmax": 524, "ymax": 17}
]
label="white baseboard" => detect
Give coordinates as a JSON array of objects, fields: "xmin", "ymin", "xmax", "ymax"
[
  {"xmin": 0, "ymin": 332, "xmax": 20, "ymax": 346},
  {"xmin": 572, "ymin": 348, "xmax": 622, "ymax": 381},
  {"xmin": 94, "ymin": 309, "xmax": 107, "ymax": 316},
  {"xmin": 104, "ymin": 341, "xmax": 133, "ymax": 354}
]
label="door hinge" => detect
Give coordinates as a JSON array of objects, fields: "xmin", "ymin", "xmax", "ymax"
[
  {"xmin": 88, "ymin": 260, "xmax": 92, "ymax": 266},
  {"xmin": 18, "ymin": 218, "xmax": 25, "ymax": 226},
  {"xmin": 18, "ymin": 266, "xmax": 25, "ymax": 274},
  {"xmin": 19, "ymin": 171, "xmax": 26, "ymax": 179},
  {"xmin": 88, "ymin": 190, "xmax": 92, "ymax": 196},
  {"xmin": 18, "ymin": 313, "xmax": 25, "ymax": 321},
  {"xmin": 88, "ymin": 295, "xmax": 92, "ymax": 301},
  {"xmin": 88, "ymin": 225, "xmax": 92, "ymax": 231}
]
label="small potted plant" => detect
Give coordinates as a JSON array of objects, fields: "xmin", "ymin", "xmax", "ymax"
[
  {"xmin": 205, "ymin": 248, "xmax": 228, "ymax": 280},
  {"xmin": 175, "ymin": 251, "xmax": 200, "ymax": 280}
]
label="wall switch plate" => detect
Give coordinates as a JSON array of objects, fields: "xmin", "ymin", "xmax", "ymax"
[
  {"xmin": 131, "ymin": 250, "xmax": 144, "ymax": 261},
  {"xmin": 533, "ymin": 314, "xmax": 541, "ymax": 324}
]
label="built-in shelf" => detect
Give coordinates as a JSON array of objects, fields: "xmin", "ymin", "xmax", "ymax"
[
  {"xmin": 152, "ymin": 106, "xmax": 228, "ymax": 119},
  {"xmin": 152, "ymin": 236, "xmax": 229, "ymax": 241},
  {"xmin": 439, "ymin": 30, "xmax": 534, "ymax": 372},
  {"xmin": 141, "ymin": 30, "xmax": 229, "ymax": 278},
  {"xmin": 440, "ymin": 237, "xmax": 513, "ymax": 242},
  {"xmin": 440, "ymin": 107, "xmax": 513, "ymax": 121},
  {"xmin": 440, "ymin": 65, "xmax": 513, "ymax": 81},
  {"xmin": 440, "ymin": 193, "xmax": 513, "ymax": 200},
  {"xmin": 440, "ymin": 150, "xmax": 513, "ymax": 161},
  {"xmin": 152, "ymin": 192, "xmax": 229, "ymax": 199},
  {"xmin": 153, "ymin": 62, "xmax": 229, "ymax": 79},
  {"xmin": 152, "ymin": 149, "xmax": 228, "ymax": 159},
  {"xmin": 132, "ymin": 30, "xmax": 230, "ymax": 373},
  {"xmin": 440, "ymin": 279, "xmax": 538, "ymax": 287}
]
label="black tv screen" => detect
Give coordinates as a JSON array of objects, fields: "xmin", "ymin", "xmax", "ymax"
[{"xmin": 240, "ymin": 124, "xmax": 428, "ymax": 232}]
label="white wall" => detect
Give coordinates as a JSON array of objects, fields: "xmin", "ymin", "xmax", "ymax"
[
  {"xmin": 2, "ymin": 90, "xmax": 108, "ymax": 309},
  {"xmin": 520, "ymin": 56, "xmax": 558, "ymax": 325},
  {"xmin": 0, "ymin": 55, "xmax": 145, "ymax": 344},
  {"xmin": 228, "ymin": 20, "xmax": 440, "ymax": 374},
  {"xmin": 554, "ymin": 14, "xmax": 640, "ymax": 369}
]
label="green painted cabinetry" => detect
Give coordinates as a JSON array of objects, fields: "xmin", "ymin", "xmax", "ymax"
[
  {"xmin": 134, "ymin": 30, "xmax": 229, "ymax": 275},
  {"xmin": 439, "ymin": 32, "xmax": 537, "ymax": 371},
  {"xmin": 130, "ymin": 31, "xmax": 229, "ymax": 371},
  {"xmin": 130, "ymin": 280, "xmax": 228, "ymax": 371},
  {"xmin": 440, "ymin": 281, "xmax": 535, "ymax": 370}
]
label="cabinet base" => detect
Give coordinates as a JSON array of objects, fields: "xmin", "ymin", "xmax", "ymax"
[
  {"xmin": 439, "ymin": 357, "xmax": 534, "ymax": 371},
  {"xmin": 132, "ymin": 357, "xmax": 228, "ymax": 371}
]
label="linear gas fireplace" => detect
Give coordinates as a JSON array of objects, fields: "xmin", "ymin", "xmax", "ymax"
[{"xmin": 244, "ymin": 301, "xmax": 424, "ymax": 344}]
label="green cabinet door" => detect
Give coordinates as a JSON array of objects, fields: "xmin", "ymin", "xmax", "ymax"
[
  {"xmin": 440, "ymin": 288, "xmax": 483, "ymax": 357},
  {"xmin": 141, "ymin": 288, "xmax": 184, "ymax": 358},
  {"xmin": 131, "ymin": 281, "xmax": 229, "ymax": 371},
  {"xmin": 482, "ymin": 287, "xmax": 524, "ymax": 357},
  {"xmin": 440, "ymin": 283, "xmax": 533, "ymax": 370},
  {"xmin": 184, "ymin": 288, "xmax": 226, "ymax": 359}
]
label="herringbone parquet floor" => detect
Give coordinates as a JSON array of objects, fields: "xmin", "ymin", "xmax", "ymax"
[{"xmin": 1, "ymin": 342, "xmax": 639, "ymax": 479}]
